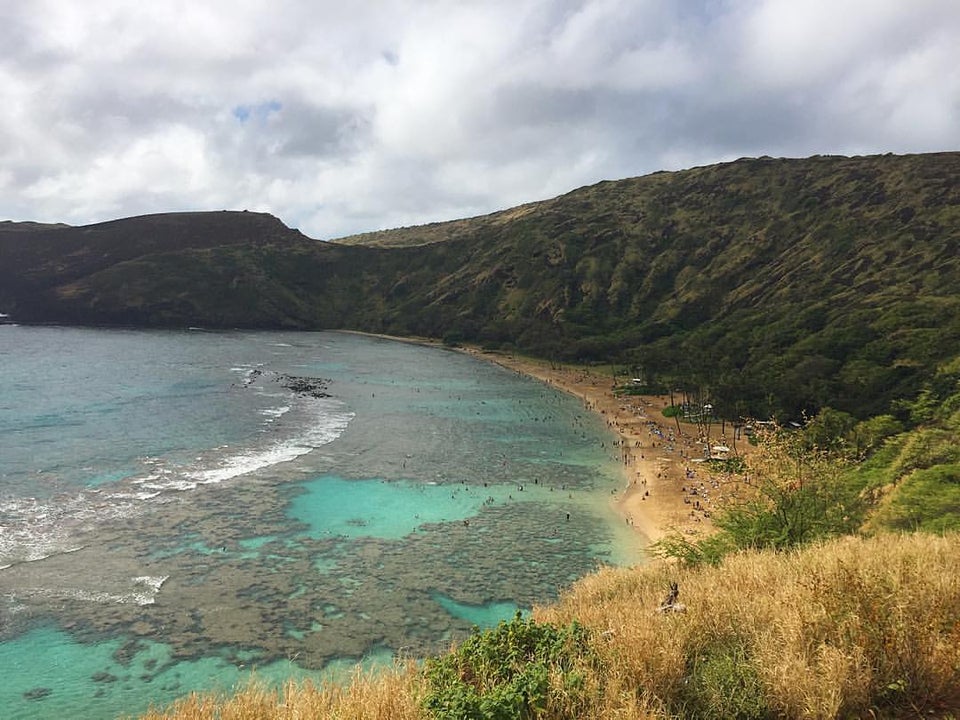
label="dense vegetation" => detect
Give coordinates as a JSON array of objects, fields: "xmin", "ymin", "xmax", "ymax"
[
  {"xmin": 3, "ymin": 152, "xmax": 959, "ymax": 423},
  {"xmin": 648, "ymin": 354, "xmax": 960, "ymax": 568}
]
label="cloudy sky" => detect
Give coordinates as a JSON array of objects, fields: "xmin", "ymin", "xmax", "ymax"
[{"xmin": 2, "ymin": 0, "xmax": 958, "ymax": 238}]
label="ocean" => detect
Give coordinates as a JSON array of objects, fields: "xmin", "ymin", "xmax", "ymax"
[{"xmin": 0, "ymin": 326, "xmax": 639, "ymax": 719}]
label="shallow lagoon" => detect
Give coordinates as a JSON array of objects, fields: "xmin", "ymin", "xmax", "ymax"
[{"xmin": 0, "ymin": 328, "xmax": 639, "ymax": 718}]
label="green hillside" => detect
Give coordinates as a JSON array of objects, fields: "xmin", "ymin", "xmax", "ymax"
[{"xmin": 2, "ymin": 152, "xmax": 958, "ymax": 422}]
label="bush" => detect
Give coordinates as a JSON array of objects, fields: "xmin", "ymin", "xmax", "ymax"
[
  {"xmin": 873, "ymin": 462, "xmax": 960, "ymax": 532},
  {"xmin": 422, "ymin": 612, "xmax": 601, "ymax": 720},
  {"xmin": 652, "ymin": 428, "xmax": 862, "ymax": 566},
  {"xmin": 679, "ymin": 641, "xmax": 770, "ymax": 720},
  {"xmin": 442, "ymin": 331, "xmax": 464, "ymax": 346}
]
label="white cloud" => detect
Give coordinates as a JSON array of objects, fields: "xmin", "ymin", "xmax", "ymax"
[
  {"xmin": 1, "ymin": 0, "xmax": 958, "ymax": 238},
  {"xmin": 737, "ymin": 0, "xmax": 960, "ymax": 88},
  {"xmin": 22, "ymin": 124, "xmax": 214, "ymax": 220}
]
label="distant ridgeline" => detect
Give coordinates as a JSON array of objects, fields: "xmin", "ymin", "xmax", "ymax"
[{"xmin": 2, "ymin": 152, "xmax": 959, "ymax": 422}]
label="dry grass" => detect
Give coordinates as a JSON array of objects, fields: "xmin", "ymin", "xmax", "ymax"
[
  {"xmin": 135, "ymin": 533, "xmax": 960, "ymax": 719},
  {"xmin": 134, "ymin": 661, "xmax": 426, "ymax": 720},
  {"xmin": 537, "ymin": 532, "xmax": 960, "ymax": 719}
]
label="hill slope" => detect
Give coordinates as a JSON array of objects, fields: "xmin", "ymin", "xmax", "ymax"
[{"xmin": 2, "ymin": 152, "xmax": 958, "ymax": 420}]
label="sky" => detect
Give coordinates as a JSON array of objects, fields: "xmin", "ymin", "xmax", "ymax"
[{"xmin": 2, "ymin": 0, "xmax": 959, "ymax": 239}]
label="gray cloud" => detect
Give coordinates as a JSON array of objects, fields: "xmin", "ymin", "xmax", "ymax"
[{"xmin": 1, "ymin": 0, "xmax": 958, "ymax": 238}]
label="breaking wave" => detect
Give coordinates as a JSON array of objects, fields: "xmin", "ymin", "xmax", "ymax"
[{"xmin": 0, "ymin": 396, "xmax": 353, "ymax": 569}]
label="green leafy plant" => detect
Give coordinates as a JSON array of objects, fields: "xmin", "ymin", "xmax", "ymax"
[
  {"xmin": 422, "ymin": 612, "xmax": 600, "ymax": 720},
  {"xmin": 653, "ymin": 427, "xmax": 863, "ymax": 566},
  {"xmin": 679, "ymin": 641, "xmax": 770, "ymax": 720}
]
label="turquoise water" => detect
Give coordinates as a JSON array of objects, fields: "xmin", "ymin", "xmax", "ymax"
[
  {"xmin": 288, "ymin": 475, "xmax": 520, "ymax": 540},
  {"xmin": 431, "ymin": 592, "xmax": 523, "ymax": 627},
  {"xmin": 0, "ymin": 626, "xmax": 316, "ymax": 720},
  {"xmin": 0, "ymin": 327, "xmax": 638, "ymax": 719}
]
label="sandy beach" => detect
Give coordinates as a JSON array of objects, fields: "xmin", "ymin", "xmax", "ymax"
[
  {"xmin": 459, "ymin": 348, "xmax": 733, "ymax": 554},
  {"xmin": 348, "ymin": 332, "xmax": 735, "ymax": 556}
]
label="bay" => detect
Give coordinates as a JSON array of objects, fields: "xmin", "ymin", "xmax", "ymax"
[{"xmin": 0, "ymin": 326, "xmax": 638, "ymax": 719}]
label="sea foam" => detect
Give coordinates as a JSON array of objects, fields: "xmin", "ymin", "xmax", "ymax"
[
  {"xmin": 186, "ymin": 398, "xmax": 353, "ymax": 484},
  {"xmin": 0, "ymin": 396, "xmax": 353, "ymax": 569}
]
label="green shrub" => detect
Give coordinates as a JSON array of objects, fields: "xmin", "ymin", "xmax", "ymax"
[
  {"xmin": 653, "ymin": 431, "xmax": 863, "ymax": 566},
  {"xmin": 890, "ymin": 428, "xmax": 960, "ymax": 478},
  {"xmin": 706, "ymin": 456, "xmax": 746, "ymax": 473},
  {"xmin": 422, "ymin": 612, "xmax": 600, "ymax": 719},
  {"xmin": 649, "ymin": 531, "xmax": 735, "ymax": 567},
  {"xmin": 442, "ymin": 331, "xmax": 464, "ymax": 346},
  {"xmin": 679, "ymin": 641, "xmax": 770, "ymax": 720},
  {"xmin": 875, "ymin": 462, "xmax": 960, "ymax": 532}
]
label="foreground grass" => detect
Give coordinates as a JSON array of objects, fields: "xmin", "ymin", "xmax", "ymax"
[
  {"xmin": 137, "ymin": 533, "xmax": 960, "ymax": 720},
  {"xmin": 136, "ymin": 664, "xmax": 425, "ymax": 720}
]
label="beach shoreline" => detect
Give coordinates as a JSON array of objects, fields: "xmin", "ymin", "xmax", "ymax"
[
  {"xmin": 457, "ymin": 348, "xmax": 723, "ymax": 552},
  {"xmin": 342, "ymin": 331, "xmax": 732, "ymax": 557}
]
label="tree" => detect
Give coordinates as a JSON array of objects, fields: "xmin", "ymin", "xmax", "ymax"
[
  {"xmin": 802, "ymin": 407, "xmax": 857, "ymax": 453},
  {"xmin": 849, "ymin": 414, "xmax": 904, "ymax": 458},
  {"xmin": 652, "ymin": 427, "xmax": 862, "ymax": 565}
]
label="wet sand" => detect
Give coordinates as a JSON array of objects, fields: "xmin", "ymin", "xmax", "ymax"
[
  {"xmin": 344, "ymin": 332, "xmax": 739, "ymax": 556},
  {"xmin": 458, "ymin": 348, "xmax": 735, "ymax": 552}
]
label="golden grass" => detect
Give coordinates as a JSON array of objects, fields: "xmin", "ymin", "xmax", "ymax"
[
  {"xmin": 136, "ymin": 532, "xmax": 960, "ymax": 719},
  {"xmin": 134, "ymin": 662, "xmax": 426, "ymax": 720},
  {"xmin": 537, "ymin": 532, "xmax": 960, "ymax": 718}
]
